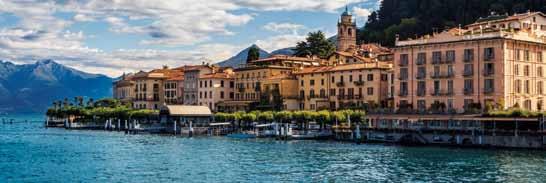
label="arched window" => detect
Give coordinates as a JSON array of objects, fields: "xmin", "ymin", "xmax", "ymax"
[{"xmin": 348, "ymin": 28, "xmax": 352, "ymax": 36}]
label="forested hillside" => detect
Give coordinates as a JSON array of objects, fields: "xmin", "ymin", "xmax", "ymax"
[{"xmin": 359, "ymin": 0, "xmax": 546, "ymax": 46}]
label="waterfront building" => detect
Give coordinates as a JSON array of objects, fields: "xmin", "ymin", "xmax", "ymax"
[
  {"xmin": 132, "ymin": 67, "xmax": 172, "ymax": 109},
  {"xmin": 197, "ymin": 68, "xmax": 235, "ymax": 112},
  {"xmin": 183, "ymin": 64, "xmax": 216, "ymax": 105},
  {"xmin": 394, "ymin": 12, "xmax": 546, "ymax": 112},
  {"xmin": 165, "ymin": 68, "xmax": 184, "ymax": 104},
  {"xmin": 294, "ymin": 62, "xmax": 393, "ymax": 110},
  {"xmin": 113, "ymin": 73, "xmax": 135, "ymax": 102},
  {"xmin": 337, "ymin": 6, "xmax": 357, "ymax": 52}
]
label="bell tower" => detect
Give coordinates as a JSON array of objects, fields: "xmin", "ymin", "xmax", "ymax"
[{"xmin": 337, "ymin": 6, "xmax": 356, "ymax": 52}]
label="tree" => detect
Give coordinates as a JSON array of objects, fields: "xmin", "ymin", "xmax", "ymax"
[
  {"xmin": 246, "ymin": 46, "xmax": 260, "ymax": 63},
  {"xmin": 293, "ymin": 31, "xmax": 335, "ymax": 58}
]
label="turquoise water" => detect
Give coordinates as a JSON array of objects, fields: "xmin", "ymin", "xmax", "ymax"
[{"xmin": 1, "ymin": 115, "xmax": 546, "ymax": 182}]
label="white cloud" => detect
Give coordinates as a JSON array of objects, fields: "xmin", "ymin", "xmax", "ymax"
[
  {"xmin": 0, "ymin": 0, "xmax": 373, "ymax": 77},
  {"xmin": 255, "ymin": 34, "xmax": 305, "ymax": 52},
  {"xmin": 263, "ymin": 22, "xmax": 305, "ymax": 34},
  {"xmin": 352, "ymin": 7, "xmax": 372, "ymax": 23}
]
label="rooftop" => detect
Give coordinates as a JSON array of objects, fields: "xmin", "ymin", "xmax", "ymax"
[{"xmin": 294, "ymin": 62, "xmax": 392, "ymax": 75}]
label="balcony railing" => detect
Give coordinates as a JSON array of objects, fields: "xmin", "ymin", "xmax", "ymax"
[
  {"xmin": 398, "ymin": 75, "xmax": 408, "ymax": 80},
  {"xmin": 482, "ymin": 69, "xmax": 494, "ymax": 76},
  {"xmin": 416, "ymin": 73, "xmax": 426, "ymax": 79},
  {"xmin": 430, "ymin": 89, "xmax": 454, "ymax": 96},
  {"xmin": 398, "ymin": 91, "xmax": 408, "ymax": 97},
  {"xmin": 398, "ymin": 60, "xmax": 409, "ymax": 66},
  {"xmin": 463, "ymin": 56, "xmax": 474, "ymax": 63},
  {"xmin": 430, "ymin": 71, "xmax": 455, "ymax": 79},
  {"xmin": 336, "ymin": 81, "xmax": 345, "ymax": 87},
  {"xmin": 353, "ymin": 80, "xmax": 365, "ymax": 86},
  {"xmin": 416, "ymin": 59, "xmax": 426, "ymax": 65},
  {"xmin": 416, "ymin": 90, "xmax": 426, "ymax": 96},
  {"xmin": 462, "ymin": 70, "xmax": 474, "ymax": 77},
  {"xmin": 483, "ymin": 88, "xmax": 494, "ymax": 94},
  {"xmin": 463, "ymin": 88, "xmax": 473, "ymax": 95}
]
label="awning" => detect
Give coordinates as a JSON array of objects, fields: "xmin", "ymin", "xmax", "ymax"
[{"xmin": 161, "ymin": 105, "xmax": 212, "ymax": 117}]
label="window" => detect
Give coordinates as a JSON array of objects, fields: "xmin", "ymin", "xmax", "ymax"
[
  {"xmin": 229, "ymin": 92, "xmax": 234, "ymax": 99},
  {"xmin": 484, "ymin": 47, "xmax": 495, "ymax": 61},
  {"xmin": 300, "ymin": 90, "xmax": 305, "ymax": 98},
  {"xmin": 300, "ymin": 80, "xmax": 304, "ymax": 86},
  {"xmin": 221, "ymin": 80, "xmax": 224, "ymax": 87},
  {"xmin": 524, "ymin": 50, "xmax": 530, "ymax": 61},
  {"xmin": 515, "ymin": 79, "xmax": 521, "ymax": 93},
  {"xmin": 484, "ymin": 63, "xmax": 495, "ymax": 75},
  {"xmin": 464, "ymin": 79, "xmax": 473, "ymax": 94},
  {"xmin": 464, "ymin": 64, "xmax": 473, "ymax": 76},
  {"xmin": 485, "ymin": 79, "xmax": 495, "ymax": 93},
  {"xmin": 432, "ymin": 51, "xmax": 442, "ymax": 64},
  {"xmin": 516, "ymin": 49, "xmax": 521, "ymax": 61},
  {"xmin": 349, "ymin": 75, "xmax": 353, "ymax": 82},
  {"xmin": 524, "ymin": 65, "xmax": 530, "ymax": 76},
  {"xmin": 464, "ymin": 99, "xmax": 474, "ymax": 109},
  {"xmin": 367, "ymin": 87, "xmax": 374, "ymax": 95},
  {"xmin": 220, "ymin": 91, "xmax": 224, "ymax": 99},
  {"xmin": 310, "ymin": 90, "xmax": 315, "ymax": 97},
  {"xmin": 417, "ymin": 67, "xmax": 426, "ymax": 79},
  {"xmin": 331, "ymin": 76, "xmax": 335, "ymax": 83},
  {"xmin": 525, "ymin": 80, "xmax": 530, "ymax": 94},
  {"xmin": 367, "ymin": 74, "xmax": 374, "ymax": 81},
  {"xmin": 358, "ymin": 75, "xmax": 363, "ymax": 81},
  {"xmin": 514, "ymin": 64, "xmax": 520, "ymax": 75},
  {"xmin": 199, "ymin": 81, "xmax": 203, "ymax": 88},
  {"xmin": 538, "ymin": 81, "xmax": 543, "ymax": 95},
  {"xmin": 448, "ymin": 80, "xmax": 454, "ymax": 94},
  {"xmin": 434, "ymin": 80, "xmax": 440, "ymax": 94},
  {"xmin": 230, "ymin": 81, "xmax": 234, "ymax": 88},
  {"xmin": 310, "ymin": 79, "xmax": 315, "ymax": 86},
  {"xmin": 417, "ymin": 81, "xmax": 426, "ymax": 96},
  {"xmin": 400, "ymin": 54, "xmax": 409, "ymax": 66},
  {"xmin": 417, "ymin": 52, "xmax": 426, "ymax": 65},
  {"xmin": 399, "ymin": 68, "xmax": 408, "ymax": 80},
  {"xmin": 446, "ymin": 50, "xmax": 455, "ymax": 63},
  {"xmin": 400, "ymin": 82, "xmax": 408, "ymax": 96},
  {"xmin": 320, "ymin": 89, "xmax": 326, "ymax": 98},
  {"xmin": 417, "ymin": 100, "xmax": 426, "ymax": 110},
  {"xmin": 330, "ymin": 88, "xmax": 336, "ymax": 96},
  {"xmin": 321, "ymin": 79, "xmax": 324, "ymax": 85},
  {"xmin": 464, "ymin": 49, "xmax": 474, "ymax": 62},
  {"xmin": 539, "ymin": 51, "xmax": 543, "ymax": 62}
]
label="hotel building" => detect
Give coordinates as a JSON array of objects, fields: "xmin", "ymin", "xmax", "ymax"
[{"xmin": 394, "ymin": 12, "xmax": 546, "ymax": 112}]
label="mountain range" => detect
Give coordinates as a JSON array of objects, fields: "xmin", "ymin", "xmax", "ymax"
[
  {"xmin": 0, "ymin": 59, "xmax": 113, "ymax": 114},
  {"xmin": 216, "ymin": 45, "xmax": 296, "ymax": 68}
]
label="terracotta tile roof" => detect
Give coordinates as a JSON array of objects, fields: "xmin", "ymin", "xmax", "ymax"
[
  {"xmin": 252, "ymin": 55, "xmax": 321, "ymax": 63},
  {"xmin": 199, "ymin": 72, "xmax": 233, "ymax": 79},
  {"xmin": 467, "ymin": 12, "xmax": 545, "ymax": 27}
]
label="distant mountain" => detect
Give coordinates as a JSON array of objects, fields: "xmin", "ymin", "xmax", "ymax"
[
  {"xmin": 0, "ymin": 59, "xmax": 113, "ymax": 114},
  {"xmin": 271, "ymin": 47, "xmax": 296, "ymax": 56},
  {"xmin": 216, "ymin": 44, "xmax": 270, "ymax": 68}
]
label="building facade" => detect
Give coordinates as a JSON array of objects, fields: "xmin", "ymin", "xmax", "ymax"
[
  {"xmin": 394, "ymin": 12, "xmax": 546, "ymax": 112},
  {"xmin": 183, "ymin": 65, "xmax": 214, "ymax": 105},
  {"xmin": 198, "ymin": 69, "xmax": 235, "ymax": 112},
  {"xmin": 295, "ymin": 62, "xmax": 392, "ymax": 110}
]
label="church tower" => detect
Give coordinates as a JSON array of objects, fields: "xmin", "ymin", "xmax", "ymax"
[{"xmin": 337, "ymin": 6, "xmax": 357, "ymax": 52}]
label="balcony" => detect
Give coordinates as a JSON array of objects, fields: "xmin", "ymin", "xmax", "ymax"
[
  {"xmin": 482, "ymin": 69, "xmax": 494, "ymax": 76},
  {"xmin": 430, "ymin": 89, "xmax": 454, "ymax": 96},
  {"xmin": 431, "ymin": 58, "xmax": 443, "ymax": 65},
  {"xmin": 238, "ymin": 87, "xmax": 245, "ymax": 92},
  {"xmin": 463, "ymin": 88, "xmax": 473, "ymax": 95},
  {"xmin": 416, "ymin": 73, "xmax": 426, "ymax": 79},
  {"xmin": 336, "ymin": 81, "xmax": 345, "ymax": 87},
  {"xmin": 416, "ymin": 90, "xmax": 426, "ymax": 97},
  {"xmin": 483, "ymin": 88, "xmax": 494, "ymax": 94},
  {"xmin": 398, "ymin": 60, "xmax": 409, "ymax": 66},
  {"xmin": 353, "ymin": 80, "xmax": 365, "ymax": 86},
  {"xmin": 430, "ymin": 71, "xmax": 455, "ymax": 79},
  {"xmin": 462, "ymin": 70, "xmax": 474, "ymax": 77},
  {"xmin": 416, "ymin": 59, "xmax": 426, "ymax": 65},
  {"xmin": 463, "ymin": 56, "xmax": 474, "ymax": 63}
]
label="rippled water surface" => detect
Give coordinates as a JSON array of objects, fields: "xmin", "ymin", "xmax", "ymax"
[{"xmin": 1, "ymin": 115, "xmax": 546, "ymax": 182}]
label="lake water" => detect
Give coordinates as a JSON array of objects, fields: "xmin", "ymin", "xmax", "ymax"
[{"xmin": 1, "ymin": 115, "xmax": 546, "ymax": 182}]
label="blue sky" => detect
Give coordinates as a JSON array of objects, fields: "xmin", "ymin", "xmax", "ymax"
[{"xmin": 0, "ymin": 0, "xmax": 380, "ymax": 77}]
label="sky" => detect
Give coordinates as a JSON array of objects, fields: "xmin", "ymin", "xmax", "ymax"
[{"xmin": 0, "ymin": 0, "xmax": 381, "ymax": 77}]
